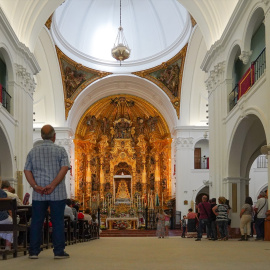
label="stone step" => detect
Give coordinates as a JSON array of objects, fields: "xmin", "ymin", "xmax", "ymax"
[{"xmin": 100, "ymin": 229, "xmax": 182, "ymax": 237}]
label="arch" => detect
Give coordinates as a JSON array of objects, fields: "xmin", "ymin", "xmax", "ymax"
[
  {"xmin": 225, "ymin": 43, "xmax": 242, "ymax": 82},
  {"xmin": 68, "ymin": 74, "xmax": 177, "ymax": 134},
  {"xmin": 255, "ymin": 184, "xmax": 268, "ymax": 200},
  {"xmin": 0, "ymin": 125, "xmax": 14, "ymax": 179},
  {"xmin": 242, "ymin": 7, "xmax": 264, "ymax": 52},
  {"xmin": 228, "ymin": 114, "xmax": 266, "ymax": 179},
  {"xmin": 194, "ymin": 186, "xmax": 210, "ymax": 206},
  {"xmin": 0, "ymin": 45, "xmax": 15, "ymax": 82}
]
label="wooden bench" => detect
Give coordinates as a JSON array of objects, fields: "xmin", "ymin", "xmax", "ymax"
[{"xmin": 0, "ymin": 198, "xmax": 28, "ymax": 260}]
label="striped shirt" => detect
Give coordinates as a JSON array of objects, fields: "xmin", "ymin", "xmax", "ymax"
[
  {"xmin": 215, "ymin": 204, "xmax": 228, "ymax": 222},
  {"xmin": 24, "ymin": 140, "xmax": 70, "ymax": 201}
]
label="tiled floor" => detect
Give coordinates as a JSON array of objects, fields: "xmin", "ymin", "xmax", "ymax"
[{"xmin": 1, "ymin": 236, "xmax": 270, "ymax": 270}]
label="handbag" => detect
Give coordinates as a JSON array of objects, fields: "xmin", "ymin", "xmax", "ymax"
[
  {"xmin": 201, "ymin": 202, "xmax": 211, "ymax": 222},
  {"xmin": 254, "ymin": 199, "xmax": 266, "ymax": 222}
]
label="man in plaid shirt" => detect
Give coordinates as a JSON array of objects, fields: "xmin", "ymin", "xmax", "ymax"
[{"xmin": 24, "ymin": 125, "xmax": 70, "ymax": 259}]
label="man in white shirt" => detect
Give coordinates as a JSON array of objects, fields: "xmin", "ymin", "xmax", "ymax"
[
  {"xmin": 64, "ymin": 199, "xmax": 75, "ymax": 221},
  {"xmin": 1, "ymin": 180, "xmax": 23, "ymax": 206},
  {"xmin": 254, "ymin": 191, "xmax": 268, "ymax": 240}
]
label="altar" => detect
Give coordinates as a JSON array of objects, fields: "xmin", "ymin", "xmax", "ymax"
[{"xmin": 106, "ymin": 217, "xmax": 139, "ymax": 230}]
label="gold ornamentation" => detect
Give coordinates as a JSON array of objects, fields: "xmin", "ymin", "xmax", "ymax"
[
  {"xmin": 56, "ymin": 46, "xmax": 111, "ymax": 119},
  {"xmin": 74, "ymin": 95, "xmax": 172, "ymax": 204},
  {"xmin": 133, "ymin": 45, "xmax": 187, "ymax": 118},
  {"xmin": 45, "ymin": 14, "xmax": 53, "ymax": 30}
]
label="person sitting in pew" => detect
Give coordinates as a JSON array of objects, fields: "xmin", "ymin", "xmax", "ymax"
[{"xmin": 0, "ymin": 188, "xmax": 13, "ymax": 250}]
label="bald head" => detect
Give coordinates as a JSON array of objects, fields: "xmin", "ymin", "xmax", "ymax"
[
  {"xmin": 41, "ymin": 125, "xmax": 55, "ymax": 141},
  {"xmin": 202, "ymin": 195, "xmax": 208, "ymax": 202}
]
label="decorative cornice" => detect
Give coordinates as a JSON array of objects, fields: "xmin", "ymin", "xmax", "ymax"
[
  {"xmin": 15, "ymin": 64, "xmax": 36, "ymax": 95},
  {"xmin": 239, "ymin": 51, "xmax": 252, "ymax": 65},
  {"xmin": 56, "ymin": 46, "xmax": 112, "ymax": 119},
  {"xmin": 133, "ymin": 44, "xmax": 188, "ymax": 119},
  {"xmin": 205, "ymin": 61, "xmax": 225, "ymax": 92},
  {"xmin": 175, "ymin": 137, "xmax": 193, "ymax": 148}
]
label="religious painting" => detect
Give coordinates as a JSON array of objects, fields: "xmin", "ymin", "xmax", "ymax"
[{"xmin": 133, "ymin": 44, "xmax": 187, "ymax": 118}]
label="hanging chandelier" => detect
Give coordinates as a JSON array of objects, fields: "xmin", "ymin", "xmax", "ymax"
[{"xmin": 111, "ymin": 0, "xmax": 131, "ymax": 65}]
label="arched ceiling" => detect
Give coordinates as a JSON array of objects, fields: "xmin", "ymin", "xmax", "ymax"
[
  {"xmin": 68, "ymin": 74, "xmax": 177, "ymax": 134},
  {"xmin": 51, "ymin": 0, "xmax": 191, "ymax": 73},
  {"xmin": 0, "ymin": 0, "xmax": 239, "ymax": 52},
  {"xmin": 76, "ymin": 94, "xmax": 170, "ymax": 140}
]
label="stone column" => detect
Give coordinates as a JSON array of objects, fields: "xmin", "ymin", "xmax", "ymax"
[
  {"xmin": 205, "ymin": 61, "xmax": 226, "ymax": 198},
  {"xmin": 260, "ymin": 144, "xmax": 270, "ymax": 240},
  {"xmin": 14, "ymin": 64, "xmax": 36, "ymax": 198},
  {"xmin": 175, "ymin": 136, "xmax": 193, "ymax": 213},
  {"xmin": 223, "ymin": 177, "xmax": 249, "ymax": 228}
]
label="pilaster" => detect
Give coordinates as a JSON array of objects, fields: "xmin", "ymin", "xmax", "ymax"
[{"xmin": 175, "ymin": 137, "xmax": 193, "ymax": 212}]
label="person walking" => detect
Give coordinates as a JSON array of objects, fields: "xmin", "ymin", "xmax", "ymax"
[
  {"xmin": 239, "ymin": 196, "xmax": 253, "ymax": 241},
  {"xmin": 24, "ymin": 125, "xmax": 70, "ymax": 259},
  {"xmin": 195, "ymin": 195, "xmax": 211, "ymax": 241}
]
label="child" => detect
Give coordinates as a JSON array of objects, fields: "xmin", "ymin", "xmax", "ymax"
[{"xmin": 181, "ymin": 215, "xmax": 187, "ymax": 238}]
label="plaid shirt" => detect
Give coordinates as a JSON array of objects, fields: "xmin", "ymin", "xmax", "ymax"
[{"xmin": 24, "ymin": 140, "xmax": 70, "ymax": 201}]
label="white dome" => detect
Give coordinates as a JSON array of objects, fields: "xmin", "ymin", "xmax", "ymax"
[{"xmin": 51, "ymin": 0, "xmax": 192, "ymax": 73}]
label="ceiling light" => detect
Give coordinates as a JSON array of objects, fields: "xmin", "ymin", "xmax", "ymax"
[{"xmin": 111, "ymin": 0, "xmax": 131, "ymax": 65}]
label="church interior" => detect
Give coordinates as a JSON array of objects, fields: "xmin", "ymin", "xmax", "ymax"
[{"xmin": 0, "ymin": 0, "xmax": 270, "ymax": 265}]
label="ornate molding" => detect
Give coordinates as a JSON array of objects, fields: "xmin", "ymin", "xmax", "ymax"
[
  {"xmin": 133, "ymin": 44, "xmax": 188, "ymax": 119},
  {"xmin": 56, "ymin": 46, "xmax": 112, "ymax": 119},
  {"xmin": 239, "ymin": 51, "xmax": 252, "ymax": 65},
  {"xmin": 15, "ymin": 64, "xmax": 36, "ymax": 95},
  {"xmin": 205, "ymin": 61, "xmax": 225, "ymax": 92},
  {"xmin": 176, "ymin": 137, "xmax": 193, "ymax": 148},
  {"xmin": 261, "ymin": 0, "xmax": 270, "ymax": 5}
]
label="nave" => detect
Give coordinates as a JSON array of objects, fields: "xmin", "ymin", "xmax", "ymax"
[{"xmin": 1, "ymin": 236, "xmax": 270, "ymax": 270}]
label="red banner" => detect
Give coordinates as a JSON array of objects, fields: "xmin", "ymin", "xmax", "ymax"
[
  {"xmin": 238, "ymin": 64, "xmax": 254, "ymax": 100},
  {"xmin": 0, "ymin": 84, "xmax": 2, "ymax": 103}
]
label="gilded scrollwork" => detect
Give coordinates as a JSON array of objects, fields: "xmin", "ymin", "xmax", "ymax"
[
  {"xmin": 74, "ymin": 95, "xmax": 172, "ymax": 204},
  {"xmin": 56, "ymin": 46, "xmax": 111, "ymax": 119},
  {"xmin": 133, "ymin": 45, "xmax": 187, "ymax": 119}
]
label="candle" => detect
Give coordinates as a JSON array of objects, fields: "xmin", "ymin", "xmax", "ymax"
[
  {"xmin": 162, "ymin": 193, "xmax": 163, "ymax": 207},
  {"xmin": 82, "ymin": 193, "xmax": 84, "ymax": 210}
]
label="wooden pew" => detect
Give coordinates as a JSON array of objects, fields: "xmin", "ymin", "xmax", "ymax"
[{"xmin": 0, "ymin": 198, "xmax": 28, "ymax": 260}]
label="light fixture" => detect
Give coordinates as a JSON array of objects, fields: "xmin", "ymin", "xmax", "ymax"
[{"xmin": 111, "ymin": 0, "xmax": 131, "ymax": 65}]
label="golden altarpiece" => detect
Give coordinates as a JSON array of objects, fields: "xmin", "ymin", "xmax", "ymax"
[{"xmin": 74, "ymin": 95, "xmax": 172, "ymax": 217}]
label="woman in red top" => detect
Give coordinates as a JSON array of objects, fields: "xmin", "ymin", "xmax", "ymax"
[{"xmin": 186, "ymin": 208, "xmax": 198, "ymax": 238}]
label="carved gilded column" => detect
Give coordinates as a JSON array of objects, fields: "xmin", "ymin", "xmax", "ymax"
[
  {"xmin": 99, "ymin": 135, "xmax": 109, "ymax": 198},
  {"xmin": 137, "ymin": 135, "xmax": 147, "ymax": 191},
  {"xmin": 155, "ymin": 153, "xmax": 160, "ymax": 196}
]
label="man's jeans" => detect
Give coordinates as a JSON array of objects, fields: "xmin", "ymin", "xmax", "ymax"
[
  {"xmin": 30, "ymin": 200, "xmax": 66, "ymax": 255},
  {"xmin": 255, "ymin": 218, "xmax": 265, "ymax": 239},
  {"xmin": 197, "ymin": 218, "xmax": 211, "ymax": 239},
  {"xmin": 210, "ymin": 220, "xmax": 217, "ymax": 239}
]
